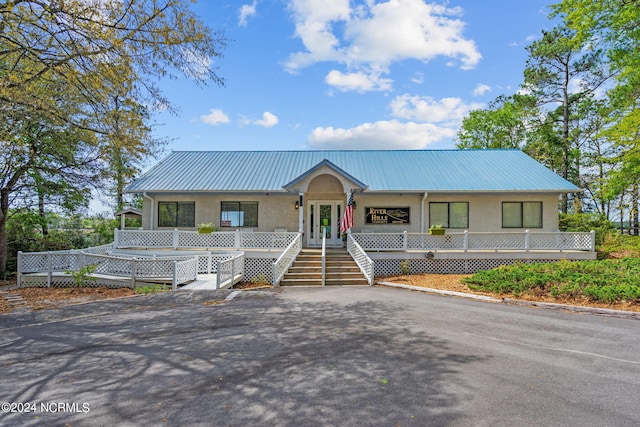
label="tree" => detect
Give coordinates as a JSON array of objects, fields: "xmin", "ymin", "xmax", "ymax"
[
  {"xmin": 456, "ymin": 95, "xmax": 538, "ymax": 149},
  {"xmin": 574, "ymin": 98, "xmax": 620, "ymax": 217},
  {"xmin": 554, "ymin": 0, "xmax": 640, "ymax": 231},
  {"xmin": 0, "ymin": 0, "xmax": 226, "ymax": 125},
  {"xmin": 0, "ymin": 100, "xmax": 99, "ymax": 276},
  {"xmin": 523, "ymin": 25, "xmax": 610, "ymax": 213},
  {"xmin": 96, "ymin": 65, "xmax": 167, "ymax": 211},
  {"xmin": 0, "ymin": 0, "xmax": 227, "ymax": 276}
]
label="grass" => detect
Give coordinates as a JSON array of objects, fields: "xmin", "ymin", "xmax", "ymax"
[{"xmin": 134, "ymin": 284, "xmax": 171, "ymax": 294}]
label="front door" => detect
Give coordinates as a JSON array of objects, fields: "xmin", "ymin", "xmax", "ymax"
[{"xmin": 307, "ymin": 201, "xmax": 342, "ymax": 247}]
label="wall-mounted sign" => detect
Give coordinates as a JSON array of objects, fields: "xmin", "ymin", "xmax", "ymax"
[{"xmin": 365, "ymin": 207, "xmax": 410, "ymax": 224}]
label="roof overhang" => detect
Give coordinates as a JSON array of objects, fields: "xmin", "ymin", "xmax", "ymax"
[{"xmin": 283, "ymin": 159, "xmax": 368, "ymax": 192}]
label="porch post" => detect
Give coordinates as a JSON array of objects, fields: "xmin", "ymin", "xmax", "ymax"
[{"xmin": 298, "ymin": 192, "xmax": 304, "ymax": 233}]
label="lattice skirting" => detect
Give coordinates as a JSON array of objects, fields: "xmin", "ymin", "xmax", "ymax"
[
  {"xmin": 20, "ymin": 258, "xmax": 278, "ymax": 288},
  {"xmin": 244, "ymin": 258, "xmax": 278, "ymax": 284},
  {"xmin": 374, "ymin": 258, "xmax": 560, "ymax": 276},
  {"xmin": 18, "ymin": 274, "xmax": 135, "ymax": 289}
]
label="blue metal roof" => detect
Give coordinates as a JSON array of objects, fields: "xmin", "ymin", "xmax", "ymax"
[{"xmin": 125, "ymin": 150, "xmax": 580, "ymax": 193}]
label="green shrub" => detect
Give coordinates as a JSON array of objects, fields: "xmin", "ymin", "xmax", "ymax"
[
  {"xmin": 559, "ymin": 212, "xmax": 614, "ymax": 246},
  {"xmin": 66, "ymin": 264, "xmax": 97, "ymax": 287},
  {"xmin": 598, "ymin": 233, "xmax": 640, "ymax": 259},
  {"xmin": 399, "ymin": 259, "xmax": 411, "ymax": 275},
  {"xmin": 462, "ymin": 259, "xmax": 640, "ymax": 304}
]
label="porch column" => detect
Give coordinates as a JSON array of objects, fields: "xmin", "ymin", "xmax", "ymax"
[{"xmin": 298, "ymin": 192, "xmax": 304, "ymax": 234}]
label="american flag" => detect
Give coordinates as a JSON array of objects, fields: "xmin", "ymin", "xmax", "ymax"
[{"xmin": 340, "ymin": 193, "xmax": 354, "ymax": 233}]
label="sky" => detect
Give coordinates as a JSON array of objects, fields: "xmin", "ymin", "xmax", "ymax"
[
  {"xmin": 151, "ymin": 0, "xmax": 559, "ymax": 154},
  {"xmin": 95, "ymin": 0, "xmax": 560, "ymax": 213}
]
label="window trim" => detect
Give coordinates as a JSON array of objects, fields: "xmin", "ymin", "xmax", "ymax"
[
  {"xmin": 220, "ymin": 201, "xmax": 258, "ymax": 228},
  {"xmin": 157, "ymin": 201, "xmax": 195, "ymax": 228},
  {"xmin": 501, "ymin": 201, "xmax": 543, "ymax": 229},
  {"xmin": 428, "ymin": 202, "xmax": 469, "ymax": 229}
]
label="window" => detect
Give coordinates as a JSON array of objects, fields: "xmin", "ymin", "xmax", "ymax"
[
  {"xmin": 158, "ymin": 202, "xmax": 195, "ymax": 227},
  {"xmin": 502, "ymin": 202, "xmax": 542, "ymax": 228},
  {"xmin": 429, "ymin": 202, "xmax": 469, "ymax": 228},
  {"xmin": 221, "ymin": 202, "xmax": 258, "ymax": 227}
]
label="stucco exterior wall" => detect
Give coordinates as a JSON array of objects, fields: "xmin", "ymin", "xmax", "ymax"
[
  {"xmin": 142, "ymin": 192, "xmax": 561, "ymax": 233},
  {"xmin": 142, "ymin": 193, "xmax": 300, "ymax": 232},
  {"xmin": 349, "ymin": 193, "xmax": 560, "ymax": 233}
]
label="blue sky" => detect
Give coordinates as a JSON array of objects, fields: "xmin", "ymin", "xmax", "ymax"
[{"xmin": 151, "ymin": 0, "xmax": 558, "ymax": 153}]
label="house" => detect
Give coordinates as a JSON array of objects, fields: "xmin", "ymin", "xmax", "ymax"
[
  {"xmin": 18, "ymin": 149, "xmax": 595, "ymax": 289},
  {"xmin": 125, "ymin": 149, "xmax": 579, "ymax": 247}
]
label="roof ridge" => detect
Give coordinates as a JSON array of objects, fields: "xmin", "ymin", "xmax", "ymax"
[{"xmin": 168, "ymin": 148, "xmax": 523, "ymax": 153}]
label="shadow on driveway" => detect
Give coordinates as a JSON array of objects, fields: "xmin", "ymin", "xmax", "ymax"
[{"xmin": 0, "ymin": 289, "xmax": 487, "ymax": 426}]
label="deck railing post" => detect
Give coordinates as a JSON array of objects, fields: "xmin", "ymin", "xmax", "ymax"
[
  {"xmin": 131, "ymin": 259, "xmax": 136, "ymax": 288},
  {"xmin": 235, "ymin": 229, "xmax": 241, "ymax": 249},
  {"xmin": 590, "ymin": 230, "xmax": 596, "ymax": 252},
  {"xmin": 113, "ymin": 228, "xmax": 119, "ymax": 248},
  {"xmin": 172, "ymin": 261, "xmax": 178, "ymax": 290},
  {"xmin": 173, "ymin": 229, "xmax": 179, "ymax": 249},
  {"xmin": 47, "ymin": 251, "xmax": 52, "ymax": 288},
  {"xmin": 402, "ymin": 231, "xmax": 408, "ymax": 251},
  {"xmin": 525, "ymin": 230, "xmax": 530, "ymax": 252},
  {"xmin": 463, "ymin": 230, "xmax": 469, "ymax": 252},
  {"xmin": 17, "ymin": 251, "xmax": 22, "ymax": 287},
  {"xmin": 272, "ymin": 262, "xmax": 278, "ymax": 287}
]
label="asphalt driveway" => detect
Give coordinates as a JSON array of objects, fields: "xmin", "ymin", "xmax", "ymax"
[{"xmin": 1, "ymin": 287, "xmax": 639, "ymax": 426}]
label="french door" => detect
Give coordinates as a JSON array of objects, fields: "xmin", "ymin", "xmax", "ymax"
[{"xmin": 307, "ymin": 201, "xmax": 342, "ymax": 247}]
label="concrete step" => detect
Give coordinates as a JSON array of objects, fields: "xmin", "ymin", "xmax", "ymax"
[{"xmin": 279, "ymin": 249, "xmax": 368, "ymax": 286}]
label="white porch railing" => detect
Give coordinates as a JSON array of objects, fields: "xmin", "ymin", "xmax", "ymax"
[
  {"xmin": 216, "ymin": 253, "xmax": 245, "ymax": 289},
  {"xmin": 17, "ymin": 250, "xmax": 198, "ymax": 289},
  {"xmin": 272, "ymin": 233, "xmax": 302, "ymax": 286},
  {"xmin": 114, "ymin": 229, "xmax": 299, "ymax": 250},
  {"xmin": 347, "ymin": 234, "xmax": 375, "ymax": 286},
  {"xmin": 351, "ymin": 230, "xmax": 596, "ymax": 252}
]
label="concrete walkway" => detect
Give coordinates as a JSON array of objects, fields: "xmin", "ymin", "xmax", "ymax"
[
  {"xmin": 178, "ymin": 273, "xmax": 244, "ymax": 290},
  {"xmin": 179, "ymin": 274, "xmax": 219, "ymax": 290}
]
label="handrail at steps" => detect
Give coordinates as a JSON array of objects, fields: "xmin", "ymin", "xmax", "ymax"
[
  {"xmin": 272, "ymin": 233, "xmax": 302, "ymax": 286},
  {"xmin": 347, "ymin": 234, "xmax": 375, "ymax": 286},
  {"xmin": 321, "ymin": 227, "xmax": 327, "ymax": 286}
]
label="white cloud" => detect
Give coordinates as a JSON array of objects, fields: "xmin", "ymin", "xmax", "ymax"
[
  {"xmin": 254, "ymin": 111, "xmax": 279, "ymax": 127},
  {"xmin": 200, "ymin": 108, "xmax": 230, "ymax": 125},
  {"xmin": 473, "ymin": 83, "xmax": 491, "ymax": 96},
  {"xmin": 239, "ymin": 1, "xmax": 257, "ymax": 27},
  {"xmin": 241, "ymin": 111, "xmax": 280, "ymax": 127},
  {"xmin": 308, "ymin": 120, "xmax": 456, "ymax": 149},
  {"xmin": 325, "ymin": 69, "xmax": 392, "ymax": 92},
  {"xmin": 306, "ymin": 93, "xmax": 484, "ymax": 149},
  {"xmin": 410, "ymin": 72, "xmax": 424, "ymax": 84},
  {"xmin": 389, "ymin": 94, "xmax": 483, "ymax": 125},
  {"xmin": 285, "ymin": 0, "xmax": 481, "ymax": 80}
]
